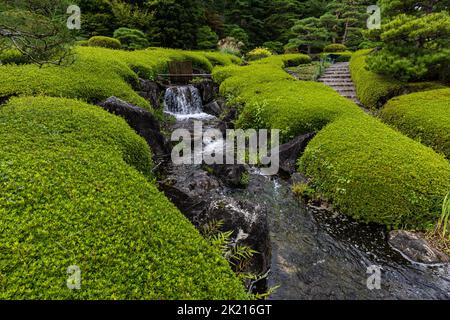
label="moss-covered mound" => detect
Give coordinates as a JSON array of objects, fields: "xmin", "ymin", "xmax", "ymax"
[
  {"xmin": 299, "ymin": 114, "xmax": 450, "ymax": 229},
  {"xmin": 380, "ymin": 89, "xmax": 450, "ymax": 159},
  {"xmin": 349, "ymin": 50, "xmax": 445, "ymax": 109},
  {"xmin": 216, "ymin": 54, "xmax": 450, "ymax": 229},
  {"xmin": 213, "ymin": 54, "xmax": 359, "ymax": 142},
  {"xmin": 0, "ymin": 96, "xmax": 247, "ymax": 299},
  {"xmin": 0, "ymin": 47, "xmax": 241, "ymax": 110}
]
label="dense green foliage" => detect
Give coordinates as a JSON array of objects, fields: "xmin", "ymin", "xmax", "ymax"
[
  {"xmin": 0, "ymin": 0, "xmax": 77, "ymax": 65},
  {"xmin": 213, "ymin": 54, "xmax": 356, "ymax": 142},
  {"xmin": 0, "ymin": 49, "xmax": 26, "ymax": 65},
  {"xmin": 88, "ymin": 36, "xmax": 122, "ymax": 49},
  {"xmin": 287, "ymin": 0, "xmax": 370, "ymax": 53},
  {"xmin": 197, "ymin": 26, "xmax": 219, "ymax": 50},
  {"xmin": 76, "ymin": 0, "xmax": 374, "ymax": 51},
  {"xmin": 379, "ymin": 0, "xmax": 450, "ymax": 18},
  {"xmin": 322, "ymin": 51, "xmax": 353, "ymax": 62},
  {"xmin": 246, "ymin": 48, "xmax": 273, "ymax": 61},
  {"xmin": 216, "ymin": 54, "xmax": 450, "ymax": 229},
  {"xmin": 0, "ymin": 46, "xmax": 240, "ymax": 109},
  {"xmin": 323, "ymin": 44, "xmax": 348, "ymax": 52},
  {"xmin": 0, "ymin": 96, "xmax": 247, "ymax": 299},
  {"xmin": 113, "ymin": 28, "xmax": 149, "ymax": 50},
  {"xmin": 300, "ymin": 114, "xmax": 450, "ymax": 229},
  {"xmin": 350, "ymin": 50, "xmax": 446, "ymax": 109},
  {"xmin": 380, "ymin": 89, "xmax": 450, "ymax": 159},
  {"xmin": 366, "ymin": 12, "xmax": 450, "ymax": 82}
]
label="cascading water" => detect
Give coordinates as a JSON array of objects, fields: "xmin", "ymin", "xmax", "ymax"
[
  {"xmin": 164, "ymin": 85, "xmax": 202, "ymax": 114},
  {"xmin": 162, "ymin": 83, "xmax": 450, "ymax": 300},
  {"xmin": 164, "ymin": 85, "xmax": 214, "ymax": 120}
]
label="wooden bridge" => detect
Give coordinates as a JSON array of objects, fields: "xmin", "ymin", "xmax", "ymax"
[{"xmin": 157, "ymin": 61, "xmax": 211, "ymax": 84}]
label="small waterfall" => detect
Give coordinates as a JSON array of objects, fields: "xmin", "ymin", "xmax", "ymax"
[{"xmin": 164, "ymin": 85, "xmax": 203, "ymax": 115}]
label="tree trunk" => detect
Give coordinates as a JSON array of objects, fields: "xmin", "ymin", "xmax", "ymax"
[{"xmin": 342, "ymin": 20, "xmax": 350, "ymax": 44}]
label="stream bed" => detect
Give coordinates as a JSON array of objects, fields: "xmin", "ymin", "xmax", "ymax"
[{"xmin": 163, "ymin": 84, "xmax": 450, "ymax": 300}]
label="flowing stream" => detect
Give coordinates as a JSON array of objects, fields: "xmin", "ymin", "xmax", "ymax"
[{"xmin": 163, "ymin": 85, "xmax": 450, "ymax": 300}]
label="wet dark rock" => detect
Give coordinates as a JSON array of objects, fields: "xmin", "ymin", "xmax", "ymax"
[
  {"xmin": 278, "ymin": 133, "xmax": 316, "ymax": 174},
  {"xmin": 291, "ymin": 172, "xmax": 310, "ymax": 185},
  {"xmin": 193, "ymin": 79, "xmax": 217, "ymax": 104},
  {"xmin": 201, "ymin": 198, "xmax": 271, "ymax": 274},
  {"xmin": 204, "ymin": 163, "xmax": 247, "ymax": 188},
  {"xmin": 137, "ymin": 78, "xmax": 162, "ymax": 109},
  {"xmin": 203, "ymin": 100, "xmax": 226, "ymax": 117},
  {"xmin": 158, "ymin": 170, "xmax": 223, "ymax": 223},
  {"xmin": 98, "ymin": 97, "xmax": 170, "ymax": 160},
  {"xmin": 221, "ymin": 106, "xmax": 238, "ymax": 127},
  {"xmin": 160, "ymin": 166, "xmax": 269, "ymax": 275},
  {"xmin": 388, "ymin": 230, "xmax": 450, "ymax": 264}
]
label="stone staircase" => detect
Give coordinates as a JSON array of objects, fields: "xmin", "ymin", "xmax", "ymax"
[{"xmin": 318, "ymin": 62, "xmax": 365, "ymax": 109}]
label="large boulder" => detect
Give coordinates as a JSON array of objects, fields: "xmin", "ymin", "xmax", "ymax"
[
  {"xmin": 193, "ymin": 79, "xmax": 217, "ymax": 104},
  {"xmin": 159, "ymin": 167, "xmax": 269, "ymax": 275},
  {"xmin": 388, "ymin": 230, "xmax": 450, "ymax": 264},
  {"xmin": 278, "ymin": 133, "xmax": 316, "ymax": 174},
  {"xmin": 203, "ymin": 99, "xmax": 226, "ymax": 117},
  {"xmin": 98, "ymin": 97, "xmax": 170, "ymax": 160},
  {"xmin": 201, "ymin": 198, "xmax": 271, "ymax": 274},
  {"xmin": 137, "ymin": 78, "xmax": 162, "ymax": 109},
  {"xmin": 203, "ymin": 163, "xmax": 248, "ymax": 188}
]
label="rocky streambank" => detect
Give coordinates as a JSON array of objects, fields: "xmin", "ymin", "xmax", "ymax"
[{"xmin": 95, "ymin": 76, "xmax": 450, "ymax": 299}]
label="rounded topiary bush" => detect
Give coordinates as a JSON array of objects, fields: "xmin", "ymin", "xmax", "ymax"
[
  {"xmin": 0, "ymin": 96, "xmax": 247, "ymax": 299},
  {"xmin": 380, "ymin": 88, "xmax": 450, "ymax": 159},
  {"xmin": 324, "ymin": 44, "xmax": 348, "ymax": 53},
  {"xmin": 113, "ymin": 28, "xmax": 149, "ymax": 50},
  {"xmin": 300, "ymin": 114, "xmax": 450, "ymax": 229},
  {"xmin": 75, "ymin": 40, "xmax": 89, "ymax": 47},
  {"xmin": 246, "ymin": 47, "xmax": 273, "ymax": 61},
  {"xmin": 88, "ymin": 36, "xmax": 122, "ymax": 49}
]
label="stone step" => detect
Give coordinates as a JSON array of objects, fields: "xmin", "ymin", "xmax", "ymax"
[
  {"xmin": 327, "ymin": 68, "xmax": 350, "ymax": 72},
  {"xmin": 323, "ymin": 72, "xmax": 351, "ymax": 76},
  {"xmin": 319, "ymin": 76, "xmax": 352, "ymax": 80},
  {"xmin": 333, "ymin": 88, "xmax": 356, "ymax": 94},
  {"xmin": 319, "ymin": 79, "xmax": 353, "ymax": 83},
  {"xmin": 325, "ymin": 68, "xmax": 349, "ymax": 72},
  {"xmin": 330, "ymin": 84, "xmax": 355, "ymax": 89}
]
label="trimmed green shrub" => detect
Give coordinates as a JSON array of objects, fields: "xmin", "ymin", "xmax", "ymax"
[
  {"xmin": 0, "ymin": 46, "xmax": 240, "ymax": 109},
  {"xmin": 88, "ymin": 36, "xmax": 122, "ymax": 49},
  {"xmin": 202, "ymin": 52, "xmax": 242, "ymax": 66},
  {"xmin": 299, "ymin": 114, "xmax": 450, "ymax": 229},
  {"xmin": 380, "ymin": 89, "xmax": 450, "ymax": 159},
  {"xmin": 323, "ymin": 44, "xmax": 348, "ymax": 53},
  {"xmin": 216, "ymin": 53, "xmax": 450, "ymax": 230},
  {"xmin": 75, "ymin": 40, "xmax": 89, "ymax": 47},
  {"xmin": 113, "ymin": 28, "xmax": 149, "ymax": 50},
  {"xmin": 322, "ymin": 51, "xmax": 353, "ymax": 62},
  {"xmin": 246, "ymin": 48, "xmax": 273, "ymax": 61},
  {"xmin": 213, "ymin": 54, "xmax": 356, "ymax": 143},
  {"xmin": 350, "ymin": 49, "xmax": 446, "ymax": 109},
  {"xmin": 0, "ymin": 49, "xmax": 27, "ymax": 65},
  {"xmin": 0, "ymin": 96, "xmax": 247, "ymax": 299}
]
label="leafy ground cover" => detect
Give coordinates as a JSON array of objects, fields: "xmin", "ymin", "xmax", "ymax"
[
  {"xmin": 0, "ymin": 46, "xmax": 241, "ymax": 110},
  {"xmin": 0, "ymin": 96, "xmax": 247, "ymax": 299},
  {"xmin": 349, "ymin": 50, "xmax": 446, "ymax": 109},
  {"xmin": 380, "ymin": 88, "xmax": 450, "ymax": 159},
  {"xmin": 215, "ymin": 54, "xmax": 450, "ymax": 229}
]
